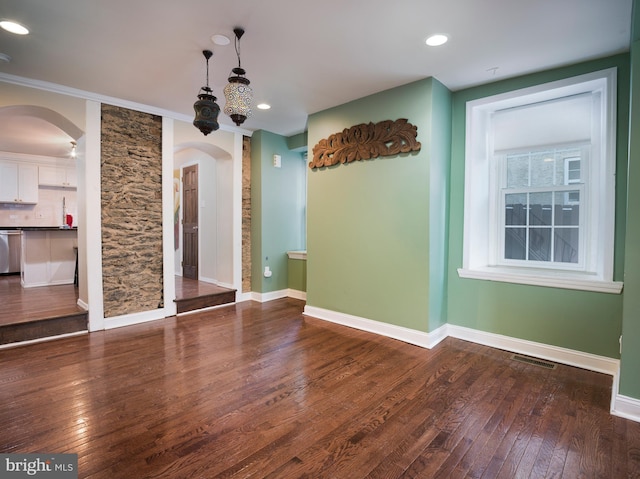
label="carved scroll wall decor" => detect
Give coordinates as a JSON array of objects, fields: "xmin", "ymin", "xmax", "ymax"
[{"xmin": 309, "ymin": 118, "xmax": 421, "ymax": 169}]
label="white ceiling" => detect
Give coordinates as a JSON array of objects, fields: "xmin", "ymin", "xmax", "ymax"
[{"xmin": 0, "ymin": 0, "xmax": 633, "ymax": 157}]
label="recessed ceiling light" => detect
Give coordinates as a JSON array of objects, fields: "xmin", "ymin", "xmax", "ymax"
[
  {"xmin": 211, "ymin": 34, "xmax": 230, "ymax": 46},
  {"xmin": 0, "ymin": 53, "xmax": 11, "ymax": 63},
  {"xmin": 0, "ymin": 20, "xmax": 29, "ymax": 35},
  {"xmin": 257, "ymin": 103, "xmax": 271, "ymax": 110},
  {"xmin": 426, "ymin": 34, "xmax": 448, "ymax": 47}
]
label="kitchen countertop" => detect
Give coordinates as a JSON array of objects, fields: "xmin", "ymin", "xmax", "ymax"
[{"xmin": 0, "ymin": 226, "xmax": 78, "ymax": 231}]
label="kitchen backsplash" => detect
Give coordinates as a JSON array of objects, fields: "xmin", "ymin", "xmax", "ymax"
[{"xmin": 0, "ymin": 188, "xmax": 77, "ymax": 227}]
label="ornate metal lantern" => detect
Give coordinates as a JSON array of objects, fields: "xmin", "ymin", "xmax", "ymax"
[
  {"xmin": 193, "ymin": 50, "xmax": 220, "ymax": 135},
  {"xmin": 223, "ymin": 28, "xmax": 253, "ymax": 126}
]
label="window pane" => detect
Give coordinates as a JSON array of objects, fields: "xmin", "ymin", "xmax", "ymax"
[
  {"xmin": 564, "ymin": 156, "xmax": 580, "ymax": 185},
  {"xmin": 530, "ymin": 151, "xmax": 555, "ymax": 187},
  {"xmin": 506, "ymin": 154, "xmax": 529, "ymax": 188},
  {"xmin": 560, "ymin": 153, "xmax": 582, "ymax": 185},
  {"xmin": 505, "ymin": 228, "xmax": 526, "ymax": 259},
  {"xmin": 529, "ymin": 228, "xmax": 551, "ymax": 261},
  {"xmin": 555, "ymin": 191, "xmax": 579, "ymax": 226},
  {"xmin": 555, "ymin": 153, "xmax": 566, "ymax": 185},
  {"xmin": 505, "ymin": 193, "xmax": 527, "ymax": 225},
  {"xmin": 568, "ymin": 170, "xmax": 580, "ymax": 181},
  {"xmin": 529, "ymin": 192, "xmax": 552, "ymax": 226},
  {"xmin": 555, "ymin": 228, "xmax": 579, "ymax": 263}
]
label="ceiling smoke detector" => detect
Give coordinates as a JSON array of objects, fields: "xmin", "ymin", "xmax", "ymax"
[{"xmin": 212, "ymin": 34, "xmax": 230, "ymax": 46}]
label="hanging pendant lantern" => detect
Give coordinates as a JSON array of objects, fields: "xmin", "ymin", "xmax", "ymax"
[
  {"xmin": 224, "ymin": 28, "xmax": 253, "ymax": 126},
  {"xmin": 193, "ymin": 50, "xmax": 220, "ymax": 135}
]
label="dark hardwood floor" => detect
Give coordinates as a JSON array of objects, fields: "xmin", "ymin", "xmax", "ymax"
[
  {"xmin": 0, "ymin": 274, "xmax": 83, "ymax": 327},
  {"xmin": 1, "ymin": 298, "xmax": 638, "ymax": 478},
  {"xmin": 0, "ymin": 275, "xmax": 235, "ymax": 345},
  {"xmin": 0, "ymin": 274, "xmax": 88, "ymax": 345}
]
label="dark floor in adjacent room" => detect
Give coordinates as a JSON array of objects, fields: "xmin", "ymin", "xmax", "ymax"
[{"xmin": 0, "ymin": 274, "xmax": 235, "ymax": 346}]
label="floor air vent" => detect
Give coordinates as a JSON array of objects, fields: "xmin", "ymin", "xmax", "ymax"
[{"xmin": 511, "ymin": 354, "xmax": 557, "ymax": 369}]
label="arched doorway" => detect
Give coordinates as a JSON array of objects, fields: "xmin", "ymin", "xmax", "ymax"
[
  {"xmin": 0, "ymin": 104, "xmax": 86, "ymax": 343},
  {"xmin": 173, "ymin": 142, "xmax": 234, "ymax": 288}
]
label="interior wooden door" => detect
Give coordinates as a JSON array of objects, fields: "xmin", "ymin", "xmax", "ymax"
[{"xmin": 182, "ymin": 164, "xmax": 198, "ymax": 280}]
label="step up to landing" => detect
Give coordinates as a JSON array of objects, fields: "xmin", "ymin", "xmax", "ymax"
[
  {"xmin": 174, "ymin": 289, "xmax": 236, "ymax": 314},
  {"xmin": 0, "ymin": 311, "xmax": 88, "ymax": 346}
]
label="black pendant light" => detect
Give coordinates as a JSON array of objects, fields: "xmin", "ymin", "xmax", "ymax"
[
  {"xmin": 193, "ymin": 50, "xmax": 220, "ymax": 135},
  {"xmin": 223, "ymin": 28, "xmax": 253, "ymax": 126}
]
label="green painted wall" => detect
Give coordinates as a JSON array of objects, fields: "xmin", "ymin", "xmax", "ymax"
[
  {"xmin": 447, "ymin": 54, "xmax": 630, "ymax": 358},
  {"xmin": 288, "ymin": 258, "xmax": 307, "ymax": 292},
  {"xmin": 619, "ymin": 1, "xmax": 640, "ymax": 399},
  {"xmin": 287, "ymin": 131, "xmax": 308, "ymax": 152},
  {"xmin": 250, "ymin": 130, "xmax": 306, "ymax": 293},
  {"xmin": 428, "ymin": 80, "xmax": 452, "ymax": 330},
  {"xmin": 306, "ymin": 78, "xmax": 451, "ymax": 332}
]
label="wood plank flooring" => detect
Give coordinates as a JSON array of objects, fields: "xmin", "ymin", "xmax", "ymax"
[
  {"xmin": 0, "ymin": 274, "xmax": 88, "ymax": 345},
  {"xmin": 1, "ymin": 298, "xmax": 638, "ymax": 478},
  {"xmin": 0, "ymin": 274, "xmax": 83, "ymax": 327},
  {"xmin": 0, "ymin": 275, "xmax": 234, "ymax": 345},
  {"xmin": 0, "ymin": 275, "xmax": 235, "ymax": 328}
]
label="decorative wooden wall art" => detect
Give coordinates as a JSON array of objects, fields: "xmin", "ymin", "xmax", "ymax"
[{"xmin": 309, "ymin": 118, "xmax": 421, "ymax": 169}]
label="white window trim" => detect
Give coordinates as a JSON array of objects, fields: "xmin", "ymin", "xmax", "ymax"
[{"xmin": 458, "ymin": 68, "xmax": 623, "ymax": 294}]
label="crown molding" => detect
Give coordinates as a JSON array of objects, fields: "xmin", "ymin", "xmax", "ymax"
[{"xmin": 0, "ymin": 72, "xmax": 252, "ymax": 136}]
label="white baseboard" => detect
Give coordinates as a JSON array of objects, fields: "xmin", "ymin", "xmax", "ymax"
[
  {"xmin": 611, "ymin": 394, "xmax": 640, "ymax": 422},
  {"xmin": 22, "ymin": 279, "xmax": 74, "ymax": 288},
  {"xmin": 236, "ymin": 291, "xmax": 253, "ymax": 303},
  {"xmin": 287, "ymin": 289, "xmax": 307, "ymax": 301},
  {"xmin": 303, "ymin": 306, "xmax": 443, "ymax": 349},
  {"xmin": 446, "ymin": 324, "xmax": 620, "ymax": 377},
  {"xmin": 428, "ymin": 323, "xmax": 449, "ymax": 348},
  {"xmin": 103, "ymin": 309, "xmax": 168, "ymax": 330},
  {"xmin": 242, "ymin": 289, "xmax": 306, "ymax": 303},
  {"xmin": 77, "ymin": 298, "xmax": 89, "ymax": 310},
  {"xmin": 250, "ymin": 289, "xmax": 290, "ymax": 303},
  {"xmin": 198, "ymin": 276, "xmax": 235, "ymax": 290}
]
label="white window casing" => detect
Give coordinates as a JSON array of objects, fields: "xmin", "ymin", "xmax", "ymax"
[{"xmin": 459, "ymin": 68, "xmax": 622, "ymax": 294}]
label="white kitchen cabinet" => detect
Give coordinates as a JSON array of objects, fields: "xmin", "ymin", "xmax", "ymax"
[
  {"xmin": 38, "ymin": 165, "xmax": 77, "ymax": 188},
  {"xmin": 0, "ymin": 161, "xmax": 39, "ymax": 204}
]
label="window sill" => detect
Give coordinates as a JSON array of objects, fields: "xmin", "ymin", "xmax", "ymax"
[
  {"xmin": 457, "ymin": 267, "xmax": 623, "ymax": 294},
  {"xmin": 287, "ymin": 250, "xmax": 307, "ymax": 260}
]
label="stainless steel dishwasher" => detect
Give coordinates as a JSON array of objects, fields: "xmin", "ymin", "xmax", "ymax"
[{"xmin": 0, "ymin": 230, "xmax": 22, "ymax": 274}]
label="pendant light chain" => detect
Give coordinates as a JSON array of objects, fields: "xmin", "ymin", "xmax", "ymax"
[
  {"xmin": 235, "ymin": 33, "xmax": 242, "ymax": 70},
  {"xmin": 206, "ymin": 54, "xmax": 210, "ymax": 88}
]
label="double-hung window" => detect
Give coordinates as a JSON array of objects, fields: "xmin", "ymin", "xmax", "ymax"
[
  {"xmin": 500, "ymin": 146, "xmax": 585, "ymax": 267},
  {"xmin": 459, "ymin": 69, "xmax": 622, "ymax": 293}
]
